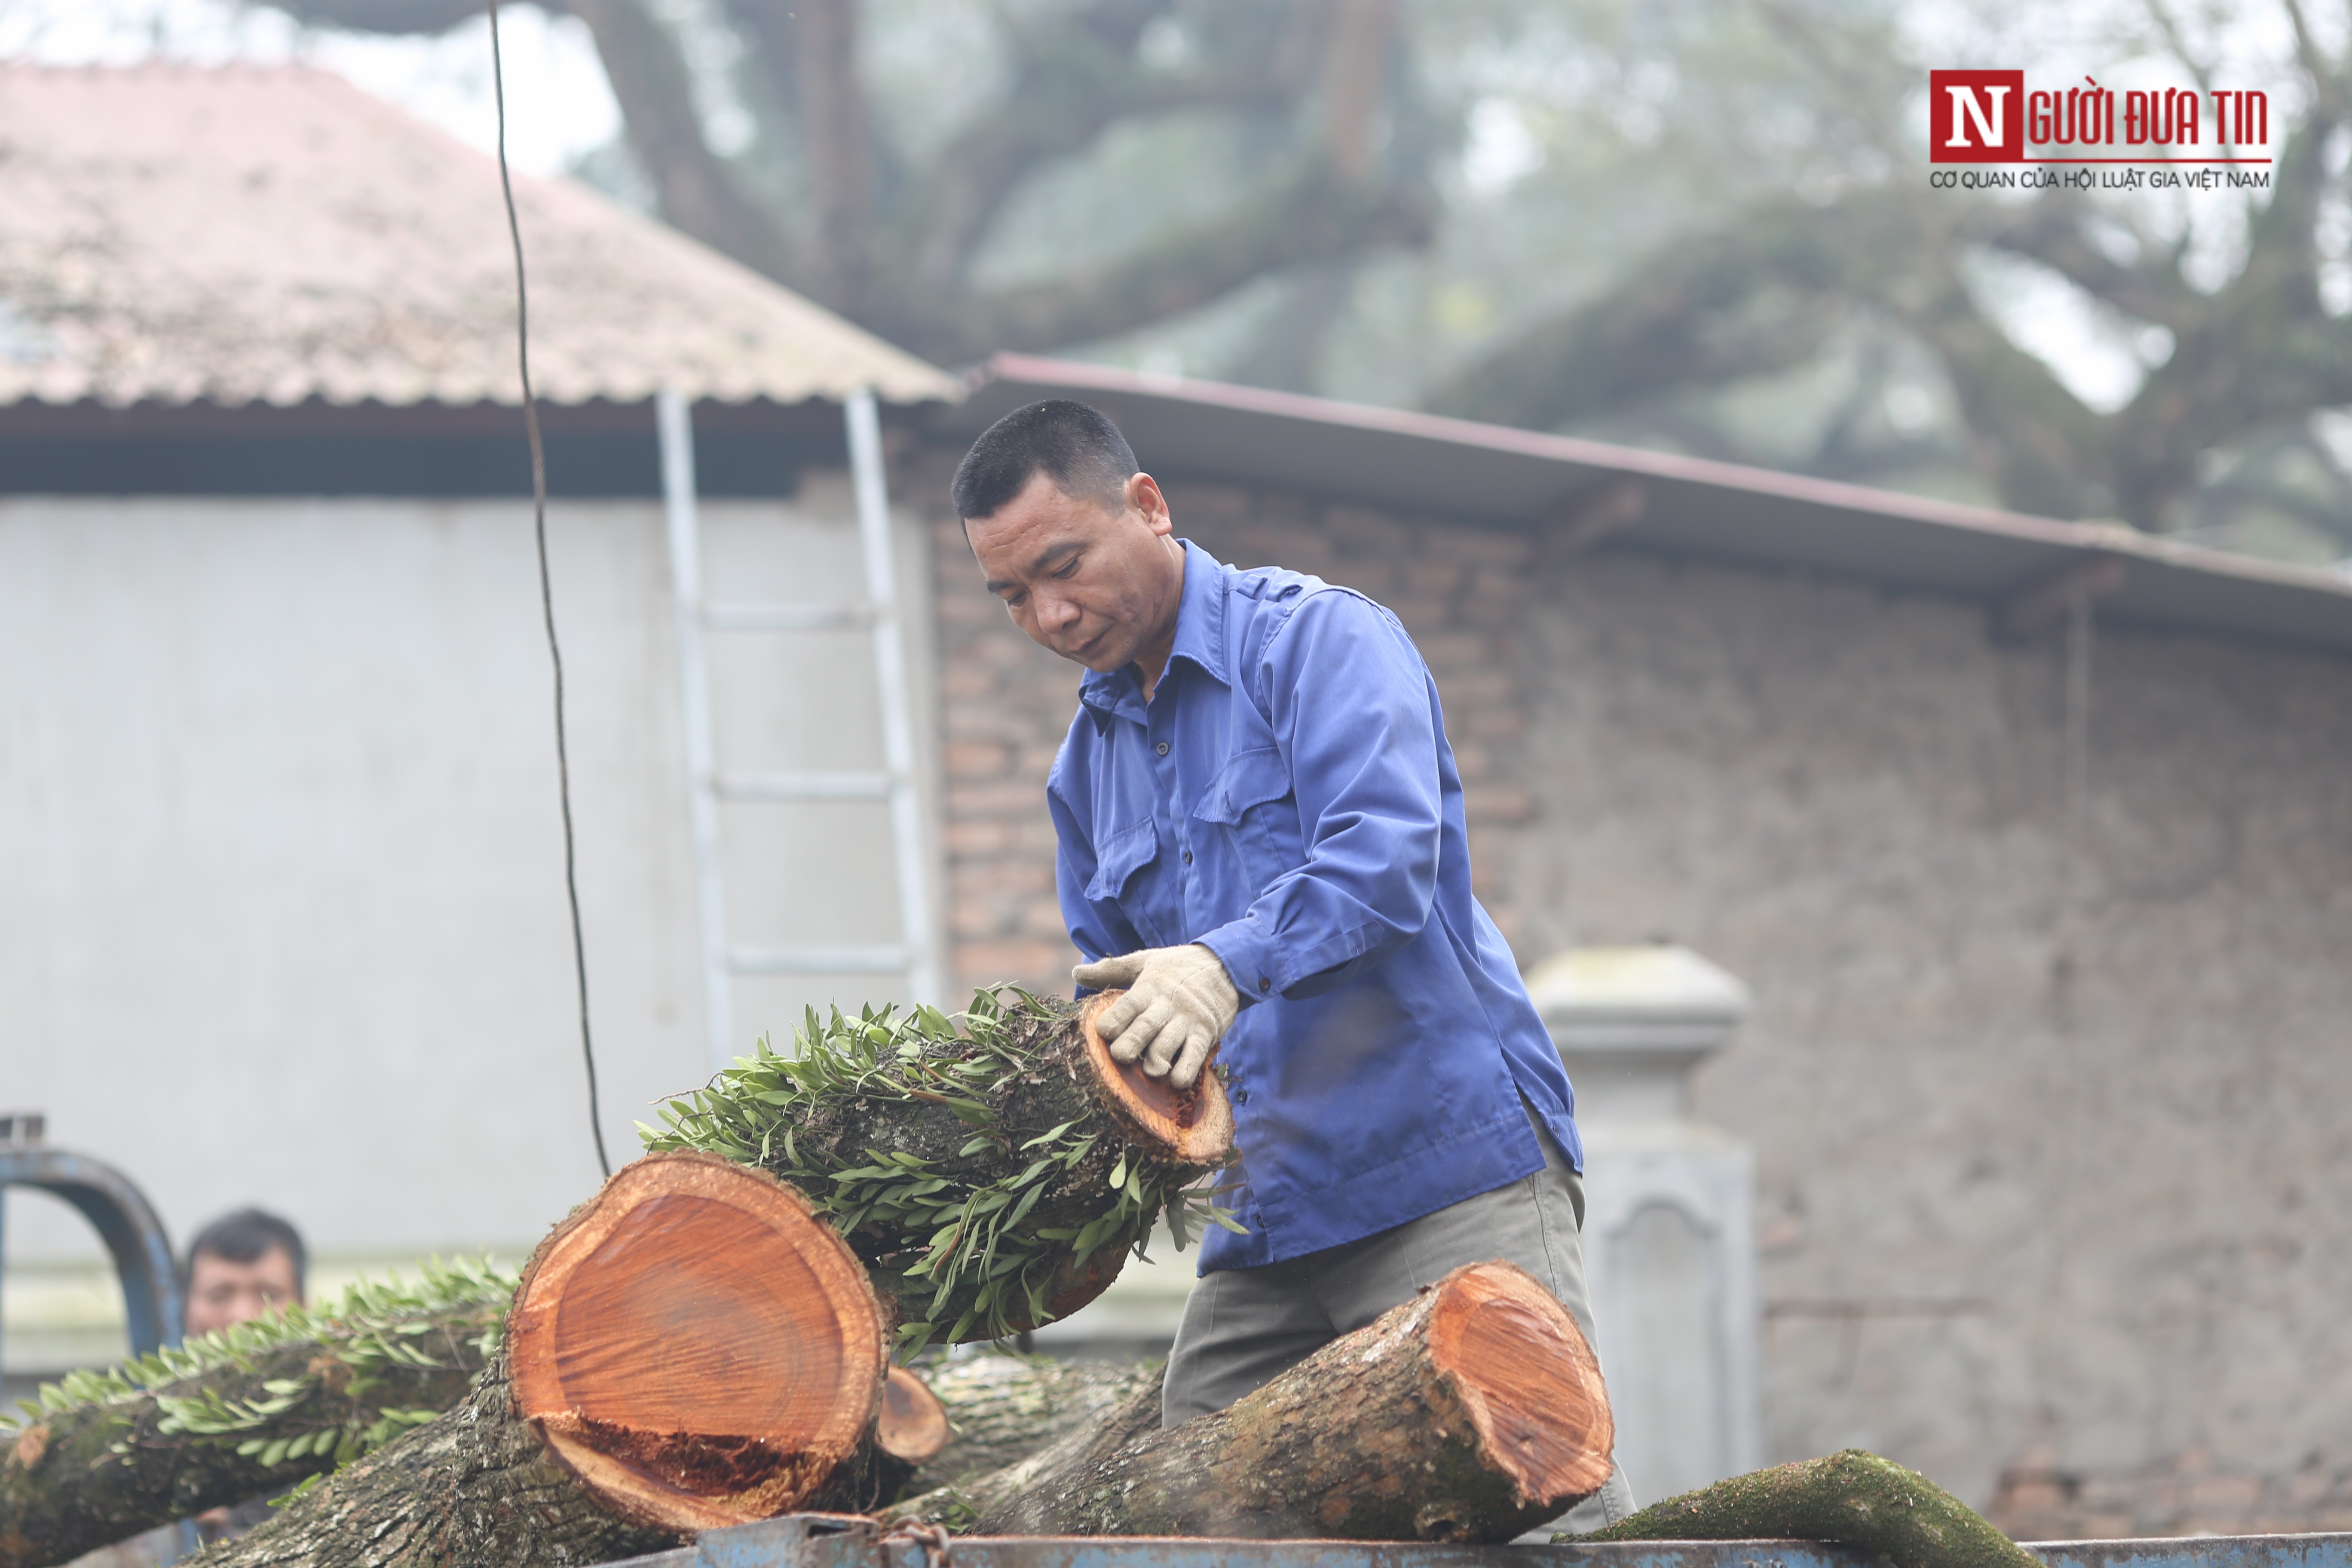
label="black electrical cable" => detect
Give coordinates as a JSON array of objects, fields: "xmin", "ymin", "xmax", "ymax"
[{"xmin": 489, "ymin": 0, "xmax": 612, "ymax": 1180}]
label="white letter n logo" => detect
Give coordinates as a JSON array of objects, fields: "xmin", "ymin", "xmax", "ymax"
[{"xmin": 1946, "ymin": 84, "xmax": 2009, "ymax": 147}]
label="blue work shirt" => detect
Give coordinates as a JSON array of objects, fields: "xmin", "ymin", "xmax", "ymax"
[{"xmin": 1047, "ymin": 540, "xmax": 1583, "ymax": 1272}]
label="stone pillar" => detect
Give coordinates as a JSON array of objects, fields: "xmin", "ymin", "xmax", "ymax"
[{"xmin": 1525, "ymin": 945, "xmax": 1761, "ymax": 1506}]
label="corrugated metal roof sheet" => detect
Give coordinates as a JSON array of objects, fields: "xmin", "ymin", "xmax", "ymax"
[
  {"xmin": 945, "ymin": 355, "xmax": 2352, "ymax": 657},
  {"xmin": 0, "ymin": 64, "xmax": 958, "ymax": 409}
]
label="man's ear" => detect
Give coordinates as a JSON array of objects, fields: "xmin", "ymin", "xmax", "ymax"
[{"xmin": 1127, "ymin": 472, "xmax": 1173, "ymax": 536}]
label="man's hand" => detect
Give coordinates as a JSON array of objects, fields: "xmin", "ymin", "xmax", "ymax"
[{"xmin": 1072, "ymin": 944, "xmax": 1240, "ymax": 1091}]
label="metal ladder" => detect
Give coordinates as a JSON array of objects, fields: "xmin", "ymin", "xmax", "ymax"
[{"xmin": 658, "ymin": 388, "xmax": 940, "ymax": 1069}]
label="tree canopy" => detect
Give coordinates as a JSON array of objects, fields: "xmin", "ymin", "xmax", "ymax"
[{"xmin": 264, "ymin": 0, "xmax": 2352, "ymax": 563}]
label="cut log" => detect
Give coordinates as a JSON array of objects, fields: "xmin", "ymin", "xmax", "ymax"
[
  {"xmin": 1573, "ymin": 1450, "xmax": 2042, "ymax": 1568},
  {"xmin": 505, "ymin": 1151, "xmax": 887, "ymax": 1531},
  {"xmin": 877, "ymin": 1369, "xmax": 949, "ymax": 1468},
  {"xmin": 905, "ymin": 1354, "xmax": 1159, "ymax": 1494},
  {"xmin": 893, "ymin": 1261, "xmax": 1615, "ymax": 1542},
  {"xmin": 871, "ymin": 1369, "xmax": 950, "ymax": 1502},
  {"xmin": 1076, "ymin": 995, "xmax": 1234, "ymax": 1166},
  {"xmin": 0, "ymin": 1263, "xmax": 507, "ymax": 1568},
  {"xmin": 188, "ymin": 1151, "xmax": 890, "ymax": 1568},
  {"xmin": 643, "ymin": 988, "xmax": 1237, "ymax": 1348}
]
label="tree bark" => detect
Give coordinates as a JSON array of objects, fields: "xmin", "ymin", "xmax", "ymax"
[
  {"xmin": 788, "ymin": 0, "xmax": 873, "ymax": 314},
  {"xmin": 1576, "ymin": 1450, "xmax": 2042, "ymax": 1568},
  {"xmin": 892, "ymin": 1261, "xmax": 1614, "ymax": 1542},
  {"xmin": 903, "ymin": 1354, "xmax": 1158, "ymax": 1494},
  {"xmin": 646, "ymin": 990, "xmax": 1234, "ymax": 1349},
  {"xmin": 0, "ymin": 1275, "xmax": 503, "ymax": 1568},
  {"xmin": 193, "ymin": 1349, "xmax": 677, "ymax": 1568}
]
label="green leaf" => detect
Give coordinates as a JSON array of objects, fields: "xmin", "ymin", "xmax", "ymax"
[
  {"xmin": 260, "ymin": 1438, "xmax": 291, "ymax": 1467},
  {"xmin": 1020, "ymin": 1119, "xmax": 1080, "ymax": 1150},
  {"xmin": 1005, "ymin": 1182, "xmax": 1045, "ymax": 1230}
]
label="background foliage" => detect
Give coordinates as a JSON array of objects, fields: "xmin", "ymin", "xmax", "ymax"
[{"xmin": 192, "ymin": 0, "xmax": 2352, "ymax": 562}]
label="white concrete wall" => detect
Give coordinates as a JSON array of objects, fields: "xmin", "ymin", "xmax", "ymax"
[{"xmin": 0, "ymin": 481, "xmax": 942, "ymax": 1277}]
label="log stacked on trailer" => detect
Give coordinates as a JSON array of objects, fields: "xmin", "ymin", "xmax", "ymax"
[
  {"xmin": 0, "ymin": 986, "xmax": 2041, "ymax": 1568},
  {"xmin": 892, "ymin": 1261, "xmax": 1615, "ymax": 1540}
]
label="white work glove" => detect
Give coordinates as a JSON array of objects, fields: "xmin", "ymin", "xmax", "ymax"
[{"xmin": 1072, "ymin": 943, "xmax": 1240, "ymax": 1092}]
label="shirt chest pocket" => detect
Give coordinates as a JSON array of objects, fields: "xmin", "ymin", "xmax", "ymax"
[
  {"xmin": 1192, "ymin": 747, "xmax": 1303, "ymax": 893},
  {"xmin": 1084, "ymin": 819, "xmax": 1159, "ymax": 905}
]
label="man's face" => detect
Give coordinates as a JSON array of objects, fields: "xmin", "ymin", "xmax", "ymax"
[
  {"xmin": 968, "ymin": 470, "xmax": 1183, "ymax": 674},
  {"xmin": 184, "ymin": 1248, "xmax": 301, "ymax": 1338}
]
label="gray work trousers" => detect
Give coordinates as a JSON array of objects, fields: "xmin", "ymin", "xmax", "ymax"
[{"xmin": 1161, "ymin": 1109, "xmax": 1639, "ymax": 1534}]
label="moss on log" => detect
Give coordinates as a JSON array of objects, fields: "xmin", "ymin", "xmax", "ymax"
[
  {"xmin": 1573, "ymin": 1449, "xmax": 2041, "ymax": 1568},
  {"xmin": 0, "ymin": 1263, "xmax": 508, "ymax": 1568}
]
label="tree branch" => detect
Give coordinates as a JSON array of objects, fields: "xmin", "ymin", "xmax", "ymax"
[
  {"xmin": 1901, "ymin": 263, "xmax": 2113, "ymax": 518},
  {"xmin": 1318, "ymin": 0, "xmax": 1395, "ymax": 181},
  {"xmin": 1988, "ymin": 201, "xmax": 2197, "ymax": 330},
  {"xmin": 785, "ymin": 0, "xmax": 874, "ymax": 313},
  {"xmin": 563, "ymin": 0, "xmax": 801, "ymax": 286},
  {"xmin": 889, "ymin": 154, "xmax": 1428, "ymax": 360},
  {"xmin": 1430, "ymin": 195, "xmax": 1912, "ymax": 431},
  {"xmin": 2105, "ymin": 105, "xmax": 2349, "ymax": 523},
  {"xmin": 898, "ymin": 0, "xmax": 1305, "ymax": 293}
]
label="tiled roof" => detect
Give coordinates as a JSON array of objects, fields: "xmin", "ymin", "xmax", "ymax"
[{"xmin": 0, "ymin": 64, "xmax": 957, "ymax": 409}]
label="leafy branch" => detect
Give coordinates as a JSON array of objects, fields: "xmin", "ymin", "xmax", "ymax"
[
  {"xmin": 642, "ymin": 987, "xmax": 1240, "ymax": 1356},
  {"xmin": 3, "ymin": 1256, "xmax": 514, "ymax": 1474}
]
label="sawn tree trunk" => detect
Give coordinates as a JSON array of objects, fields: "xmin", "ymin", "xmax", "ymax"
[
  {"xmin": 893, "ymin": 1261, "xmax": 1616, "ymax": 1542},
  {"xmin": 194, "ymin": 1152, "xmax": 893, "ymax": 1568}
]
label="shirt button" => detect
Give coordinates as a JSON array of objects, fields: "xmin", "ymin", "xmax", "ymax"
[
  {"xmin": 1259, "ymin": 977, "xmax": 1271, "ymax": 992},
  {"xmin": 1182, "ymin": 849, "xmax": 1192, "ymax": 864},
  {"xmin": 1234, "ymin": 1089, "xmax": 1250, "ymax": 1105},
  {"xmin": 1155, "ymin": 741, "xmax": 1170, "ymax": 756}
]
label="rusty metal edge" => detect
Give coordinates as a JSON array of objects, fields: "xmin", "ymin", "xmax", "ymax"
[{"xmin": 665, "ymin": 1514, "xmax": 2352, "ymax": 1568}]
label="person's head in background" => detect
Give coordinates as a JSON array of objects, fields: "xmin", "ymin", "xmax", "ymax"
[{"xmin": 181, "ymin": 1208, "xmax": 306, "ymax": 1337}]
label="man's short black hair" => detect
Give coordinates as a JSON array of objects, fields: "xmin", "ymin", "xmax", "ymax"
[
  {"xmin": 183, "ymin": 1208, "xmax": 306, "ymax": 1293},
  {"xmin": 951, "ymin": 399, "xmax": 1138, "ymax": 521}
]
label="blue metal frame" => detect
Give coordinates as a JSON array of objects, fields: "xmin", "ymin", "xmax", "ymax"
[
  {"xmin": 653, "ymin": 1515, "xmax": 2352, "ymax": 1568},
  {"xmin": 0, "ymin": 1145, "xmax": 183, "ymax": 1357}
]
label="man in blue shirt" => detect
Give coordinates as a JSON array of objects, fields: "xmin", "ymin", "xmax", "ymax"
[{"xmin": 954, "ymin": 400, "xmax": 1632, "ymax": 1523}]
